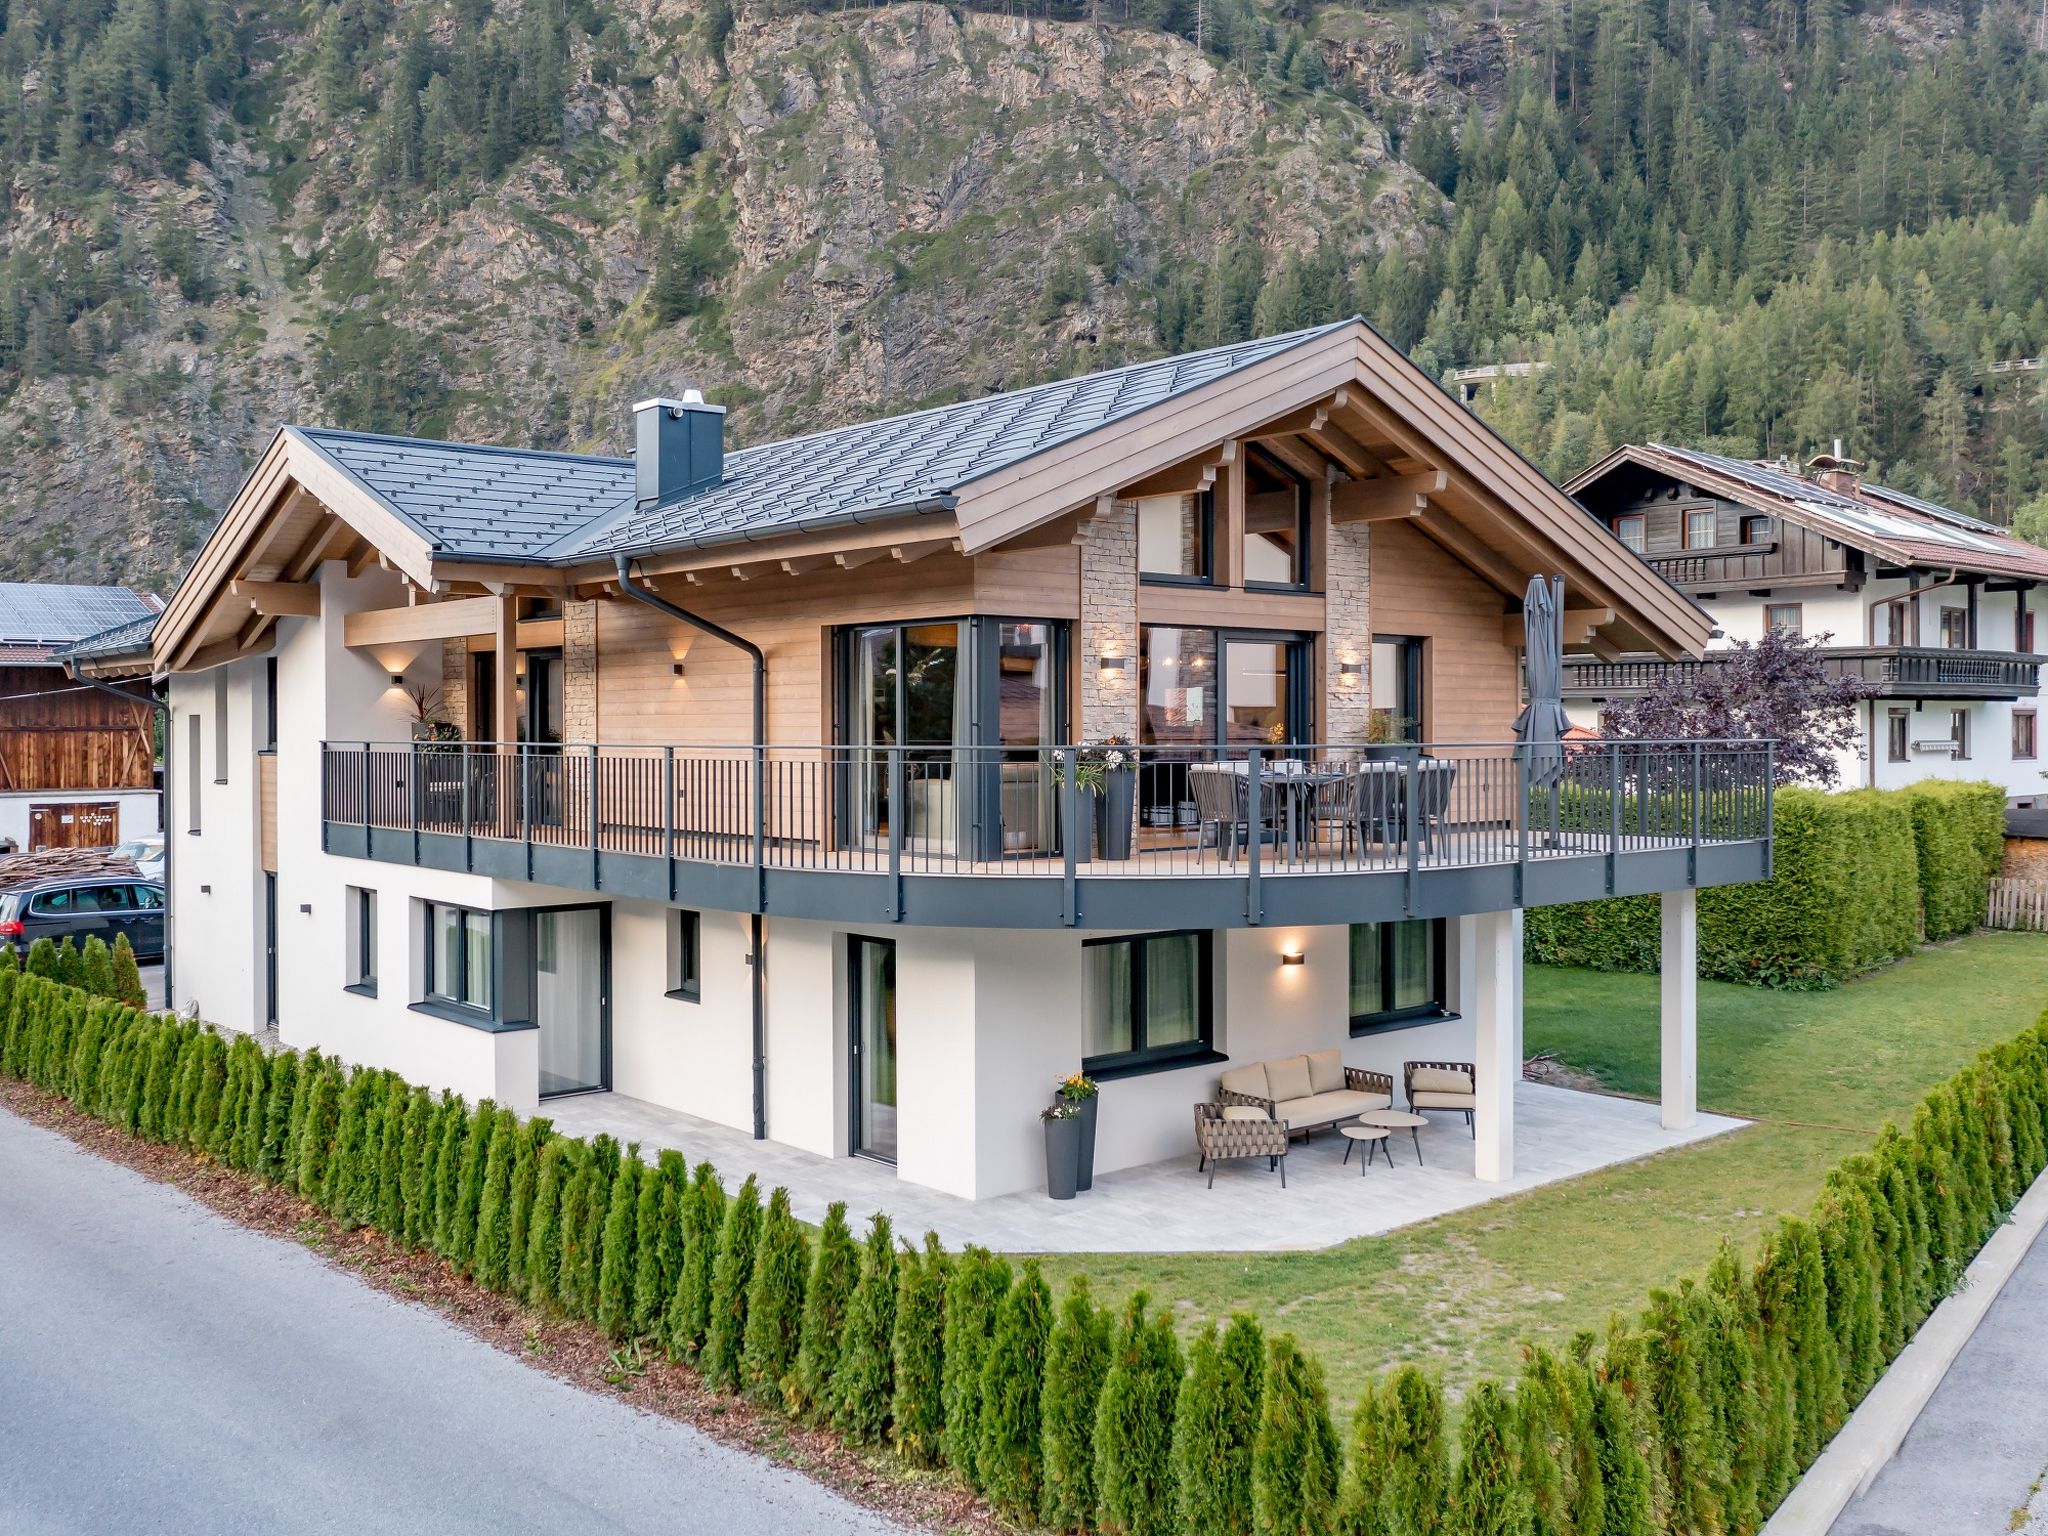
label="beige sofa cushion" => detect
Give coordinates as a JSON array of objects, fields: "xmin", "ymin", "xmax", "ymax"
[
  {"xmin": 1412, "ymin": 1090, "xmax": 1477, "ymax": 1110},
  {"xmin": 1265, "ymin": 1055, "xmax": 1313, "ymax": 1103},
  {"xmin": 1410, "ymin": 1066, "xmax": 1474, "ymax": 1095},
  {"xmin": 1305, "ymin": 1049, "xmax": 1346, "ymax": 1093},
  {"xmin": 1277, "ymin": 1088, "xmax": 1392, "ymax": 1127},
  {"xmin": 1221, "ymin": 1105, "xmax": 1270, "ymax": 1122},
  {"xmin": 1220, "ymin": 1063, "xmax": 1270, "ymax": 1099}
]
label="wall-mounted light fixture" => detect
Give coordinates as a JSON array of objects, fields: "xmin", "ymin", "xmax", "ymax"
[
  {"xmin": 388, "ymin": 671, "xmax": 407, "ymax": 689},
  {"xmin": 299, "ymin": 903, "xmax": 313, "ymax": 915},
  {"xmin": 1338, "ymin": 659, "xmax": 1364, "ymax": 680},
  {"xmin": 672, "ymin": 661, "xmax": 687, "ymax": 678},
  {"xmin": 1098, "ymin": 654, "xmax": 1129, "ymax": 674},
  {"xmin": 1280, "ymin": 948, "xmax": 1306, "ymax": 966}
]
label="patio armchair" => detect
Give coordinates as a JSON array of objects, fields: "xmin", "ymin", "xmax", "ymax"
[
  {"xmin": 1193, "ymin": 1102, "xmax": 1290, "ymax": 1188},
  {"xmin": 1404, "ymin": 1059, "xmax": 1477, "ymax": 1136},
  {"xmin": 1218, "ymin": 1050, "xmax": 1395, "ymax": 1140},
  {"xmin": 1403, "ymin": 758, "xmax": 1459, "ymax": 856},
  {"xmin": 1337, "ymin": 761, "xmax": 1405, "ymax": 858}
]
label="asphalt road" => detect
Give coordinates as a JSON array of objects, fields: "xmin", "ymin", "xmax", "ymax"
[
  {"xmin": 1832, "ymin": 1222, "xmax": 2048, "ymax": 1536},
  {"xmin": 0, "ymin": 1106, "xmax": 906, "ymax": 1536}
]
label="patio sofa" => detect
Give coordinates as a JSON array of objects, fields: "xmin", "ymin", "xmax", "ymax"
[
  {"xmin": 1217, "ymin": 1051, "xmax": 1394, "ymax": 1138},
  {"xmin": 1405, "ymin": 1059, "xmax": 1477, "ymax": 1135}
]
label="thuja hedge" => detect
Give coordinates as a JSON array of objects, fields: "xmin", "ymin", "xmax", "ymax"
[
  {"xmin": 8, "ymin": 962, "xmax": 2048, "ymax": 1533},
  {"xmin": 1526, "ymin": 780, "xmax": 2005, "ymax": 988}
]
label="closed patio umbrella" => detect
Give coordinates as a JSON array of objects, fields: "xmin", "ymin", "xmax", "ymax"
[{"xmin": 1514, "ymin": 574, "xmax": 1571, "ymax": 846}]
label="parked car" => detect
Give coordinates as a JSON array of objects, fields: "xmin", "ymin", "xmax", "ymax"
[
  {"xmin": 0, "ymin": 876, "xmax": 165, "ymax": 961},
  {"xmin": 111, "ymin": 837, "xmax": 166, "ymax": 882}
]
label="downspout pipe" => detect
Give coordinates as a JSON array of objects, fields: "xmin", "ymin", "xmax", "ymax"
[{"xmin": 612, "ymin": 555, "xmax": 769, "ymax": 1141}]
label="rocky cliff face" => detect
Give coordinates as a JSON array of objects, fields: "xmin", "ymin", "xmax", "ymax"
[{"xmin": 0, "ymin": 2, "xmax": 1444, "ymax": 592}]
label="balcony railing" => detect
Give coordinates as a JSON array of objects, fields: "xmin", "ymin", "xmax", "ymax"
[
  {"xmin": 321, "ymin": 739, "xmax": 1773, "ymax": 926},
  {"xmin": 1562, "ymin": 647, "xmax": 2041, "ymax": 701}
]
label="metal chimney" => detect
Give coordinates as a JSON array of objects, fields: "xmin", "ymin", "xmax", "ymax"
[{"xmin": 633, "ymin": 389, "xmax": 726, "ymax": 507}]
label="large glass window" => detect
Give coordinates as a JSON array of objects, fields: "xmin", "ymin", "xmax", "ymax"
[
  {"xmin": 424, "ymin": 901, "xmax": 492, "ymax": 1012},
  {"xmin": 347, "ymin": 887, "xmax": 377, "ymax": 995},
  {"xmin": 1136, "ymin": 493, "xmax": 1211, "ymax": 583},
  {"xmin": 1370, "ymin": 635, "xmax": 1424, "ymax": 742},
  {"xmin": 1084, "ymin": 930, "xmax": 1213, "ymax": 1075},
  {"xmin": 1349, "ymin": 919, "xmax": 1446, "ymax": 1032},
  {"xmin": 1243, "ymin": 448, "xmax": 1308, "ymax": 588}
]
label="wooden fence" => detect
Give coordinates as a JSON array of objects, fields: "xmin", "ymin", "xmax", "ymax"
[{"xmin": 1988, "ymin": 877, "xmax": 2048, "ymax": 932}]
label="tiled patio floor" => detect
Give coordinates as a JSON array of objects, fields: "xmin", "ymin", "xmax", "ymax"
[{"xmin": 543, "ymin": 1082, "xmax": 1746, "ymax": 1255}]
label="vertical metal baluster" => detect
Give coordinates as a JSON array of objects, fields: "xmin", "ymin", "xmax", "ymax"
[{"xmin": 1247, "ymin": 749, "xmax": 1263, "ymax": 924}]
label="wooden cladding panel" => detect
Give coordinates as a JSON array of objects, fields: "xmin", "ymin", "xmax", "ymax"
[
  {"xmin": 0, "ymin": 671, "xmax": 154, "ymax": 792},
  {"xmin": 258, "ymin": 753, "xmax": 279, "ymax": 873},
  {"xmin": 1368, "ymin": 521, "xmax": 1520, "ymax": 744}
]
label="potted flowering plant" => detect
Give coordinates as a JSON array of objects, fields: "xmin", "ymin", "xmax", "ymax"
[
  {"xmin": 1041, "ymin": 1100, "xmax": 1083, "ymax": 1200},
  {"xmin": 1058, "ymin": 1071, "xmax": 1100, "ymax": 1190},
  {"xmin": 1053, "ymin": 737, "xmax": 1136, "ymax": 859}
]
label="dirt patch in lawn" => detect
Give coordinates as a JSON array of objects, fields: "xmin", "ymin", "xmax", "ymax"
[
  {"xmin": 0, "ymin": 1078, "xmax": 1000, "ymax": 1536},
  {"xmin": 1521, "ymin": 1052, "xmax": 1611, "ymax": 1095}
]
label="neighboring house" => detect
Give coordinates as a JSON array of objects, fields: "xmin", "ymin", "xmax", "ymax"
[
  {"xmin": 1563, "ymin": 445, "xmax": 2048, "ymax": 800},
  {"xmin": 150, "ymin": 320, "xmax": 1770, "ymax": 1201},
  {"xmin": 0, "ymin": 584, "xmax": 163, "ymax": 854}
]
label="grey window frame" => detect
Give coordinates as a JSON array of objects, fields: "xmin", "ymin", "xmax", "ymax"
[
  {"xmin": 1080, "ymin": 929, "xmax": 1218, "ymax": 1080},
  {"xmin": 347, "ymin": 887, "xmax": 378, "ymax": 996},
  {"xmin": 422, "ymin": 900, "xmax": 492, "ymax": 1014},
  {"xmin": 1349, "ymin": 919, "xmax": 1451, "ymax": 1035},
  {"xmin": 667, "ymin": 909, "xmax": 702, "ymax": 1001}
]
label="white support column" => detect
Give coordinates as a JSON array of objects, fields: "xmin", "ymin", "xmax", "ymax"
[
  {"xmin": 1660, "ymin": 887, "xmax": 1698, "ymax": 1131},
  {"xmin": 1468, "ymin": 907, "xmax": 1521, "ymax": 1183}
]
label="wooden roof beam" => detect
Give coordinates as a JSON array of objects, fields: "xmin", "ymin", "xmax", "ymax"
[
  {"xmin": 1331, "ymin": 471, "xmax": 1449, "ymax": 525},
  {"xmin": 282, "ymin": 517, "xmax": 357, "ymax": 583},
  {"xmin": 231, "ymin": 579, "xmax": 321, "ymax": 617},
  {"xmin": 1116, "ymin": 441, "xmax": 1237, "ymax": 502},
  {"xmin": 1502, "ymin": 607, "xmax": 1617, "ymax": 647}
]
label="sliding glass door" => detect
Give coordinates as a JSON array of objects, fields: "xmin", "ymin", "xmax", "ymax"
[
  {"xmin": 1138, "ymin": 626, "xmax": 1310, "ymax": 838},
  {"xmin": 535, "ymin": 905, "xmax": 608, "ymax": 1098},
  {"xmin": 840, "ymin": 618, "xmax": 1067, "ymax": 861}
]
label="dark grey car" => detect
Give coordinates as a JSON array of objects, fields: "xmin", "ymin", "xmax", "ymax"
[{"xmin": 0, "ymin": 878, "xmax": 165, "ymax": 961}]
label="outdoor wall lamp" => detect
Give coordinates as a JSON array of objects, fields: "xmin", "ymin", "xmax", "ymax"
[
  {"xmin": 388, "ymin": 671, "xmax": 406, "ymax": 688},
  {"xmin": 672, "ymin": 661, "xmax": 687, "ymax": 678},
  {"xmin": 1098, "ymin": 654, "xmax": 1129, "ymax": 674},
  {"xmin": 1337, "ymin": 659, "xmax": 1363, "ymax": 687},
  {"xmin": 1280, "ymin": 948, "xmax": 1306, "ymax": 966}
]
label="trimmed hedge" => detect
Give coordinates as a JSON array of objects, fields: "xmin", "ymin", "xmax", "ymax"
[
  {"xmin": 1526, "ymin": 779, "xmax": 2005, "ymax": 988},
  {"xmin": 6, "ymin": 960, "xmax": 2047, "ymax": 1534}
]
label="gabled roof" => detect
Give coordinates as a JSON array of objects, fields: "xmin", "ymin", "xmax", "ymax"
[
  {"xmin": 267, "ymin": 325, "xmax": 1356, "ymax": 564},
  {"xmin": 1567, "ymin": 443, "xmax": 2048, "ymax": 583},
  {"xmin": 564, "ymin": 323, "xmax": 1352, "ymax": 558},
  {"xmin": 289, "ymin": 427, "xmax": 636, "ymax": 562},
  {"xmin": 0, "ymin": 583, "xmax": 161, "ymax": 664}
]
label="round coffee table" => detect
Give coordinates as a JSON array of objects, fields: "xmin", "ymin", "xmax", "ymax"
[
  {"xmin": 1339, "ymin": 1123, "xmax": 1391, "ymax": 1173},
  {"xmin": 1355, "ymin": 1109, "xmax": 1428, "ymax": 1165}
]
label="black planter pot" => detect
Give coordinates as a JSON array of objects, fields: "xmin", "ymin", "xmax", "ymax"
[
  {"xmin": 1044, "ymin": 1114, "xmax": 1082, "ymax": 1200},
  {"xmin": 1094, "ymin": 767, "xmax": 1137, "ymax": 861},
  {"xmin": 1069, "ymin": 1093, "xmax": 1098, "ymax": 1191}
]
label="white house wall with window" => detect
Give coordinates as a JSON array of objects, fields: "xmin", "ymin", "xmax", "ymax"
[
  {"xmin": 152, "ymin": 324, "xmax": 1765, "ymax": 1203},
  {"xmin": 1566, "ymin": 444, "xmax": 2048, "ymax": 800}
]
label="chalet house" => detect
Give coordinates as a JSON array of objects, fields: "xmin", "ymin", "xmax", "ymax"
[
  {"xmin": 1563, "ymin": 445, "xmax": 2048, "ymax": 800},
  {"xmin": 151, "ymin": 321, "xmax": 1771, "ymax": 1201},
  {"xmin": 0, "ymin": 583, "xmax": 163, "ymax": 853}
]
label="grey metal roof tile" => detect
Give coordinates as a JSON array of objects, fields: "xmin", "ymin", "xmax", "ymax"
[
  {"xmin": 54, "ymin": 612, "xmax": 158, "ymax": 662},
  {"xmin": 287, "ymin": 322, "xmax": 1353, "ymax": 566}
]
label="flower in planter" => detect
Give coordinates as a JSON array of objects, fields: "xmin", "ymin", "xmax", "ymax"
[
  {"xmin": 1057, "ymin": 1072, "xmax": 1099, "ymax": 1102},
  {"xmin": 1040, "ymin": 1101, "xmax": 1080, "ymax": 1122}
]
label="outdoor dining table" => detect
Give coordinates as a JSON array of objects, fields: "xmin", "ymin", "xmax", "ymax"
[{"xmin": 1214, "ymin": 758, "xmax": 1359, "ymax": 861}]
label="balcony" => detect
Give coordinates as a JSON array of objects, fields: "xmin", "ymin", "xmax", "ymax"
[
  {"xmin": 321, "ymin": 740, "xmax": 1773, "ymax": 929},
  {"xmin": 1561, "ymin": 647, "xmax": 2042, "ymax": 703}
]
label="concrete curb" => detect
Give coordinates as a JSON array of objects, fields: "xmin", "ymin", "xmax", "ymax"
[{"xmin": 1761, "ymin": 1169, "xmax": 2048, "ymax": 1535}]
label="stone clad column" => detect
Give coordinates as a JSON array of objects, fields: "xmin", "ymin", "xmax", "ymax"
[
  {"xmin": 1324, "ymin": 514, "xmax": 1371, "ymax": 743},
  {"xmin": 1078, "ymin": 497, "xmax": 1138, "ymax": 744},
  {"xmin": 564, "ymin": 599, "xmax": 599, "ymax": 744},
  {"xmin": 1661, "ymin": 887, "xmax": 1698, "ymax": 1130}
]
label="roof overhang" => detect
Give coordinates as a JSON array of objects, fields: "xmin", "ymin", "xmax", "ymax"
[
  {"xmin": 154, "ymin": 428, "xmax": 440, "ymax": 673},
  {"xmin": 957, "ymin": 321, "xmax": 1714, "ymax": 659}
]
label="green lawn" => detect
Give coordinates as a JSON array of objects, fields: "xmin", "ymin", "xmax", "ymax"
[{"xmin": 1038, "ymin": 931, "xmax": 2048, "ymax": 1404}]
